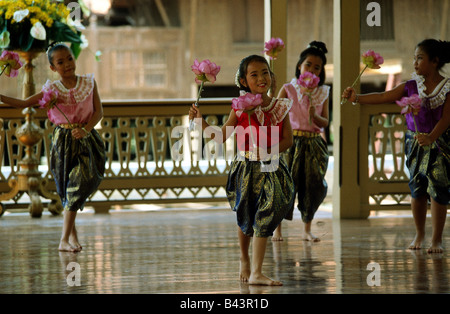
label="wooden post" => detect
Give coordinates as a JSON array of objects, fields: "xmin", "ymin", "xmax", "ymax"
[
  {"xmin": 332, "ymin": 0, "xmax": 367, "ymax": 219},
  {"xmin": 264, "ymin": 0, "xmax": 287, "ymax": 96}
]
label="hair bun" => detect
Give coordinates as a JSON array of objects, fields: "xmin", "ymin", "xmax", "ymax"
[
  {"xmin": 307, "ymin": 41, "xmax": 328, "ymax": 54},
  {"xmin": 440, "ymin": 40, "xmax": 450, "ymax": 64}
]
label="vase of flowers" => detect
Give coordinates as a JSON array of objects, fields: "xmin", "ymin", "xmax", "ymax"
[{"xmin": 0, "ymin": 0, "xmax": 84, "ymax": 57}]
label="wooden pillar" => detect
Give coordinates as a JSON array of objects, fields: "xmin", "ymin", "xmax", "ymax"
[
  {"xmin": 264, "ymin": 0, "xmax": 287, "ymax": 95},
  {"xmin": 332, "ymin": 0, "xmax": 367, "ymax": 219}
]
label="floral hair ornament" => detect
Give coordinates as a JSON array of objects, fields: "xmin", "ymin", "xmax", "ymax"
[
  {"xmin": 189, "ymin": 59, "xmax": 221, "ymax": 131},
  {"xmin": 396, "ymin": 94, "xmax": 422, "ymax": 133},
  {"xmin": 0, "ymin": 51, "xmax": 23, "ymax": 78},
  {"xmin": 297, "ymin": 72, "xmax": 320, "ymax": 125},
  {"xmin": 231, "ymin": 93, "xmax": 263, "ymax": 156},
  {"xmin": 341, "ymin": 49, "xmax": 384, "ymax": 105}
]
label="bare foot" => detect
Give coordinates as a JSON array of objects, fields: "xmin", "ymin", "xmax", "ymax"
[
  {"xmin": 239, "ymin": 259, "xmax": 251, "ymax": 282},
  {"xmin": 59, "ymin": 240, "xmax": 81, "ymax": 252},
  {"xmin": 408, "ymin": 234, "xmax": 424, "ymax": 250},
  {"xmin": 272, "ymin": 225, "xmax": 283, "ymax": 241},
  {"xmin": 249, "ymin": 273, "xmax": 282, "ymax": 286},
  {"xmin": 69, "ymin": 237, "xmax": 82, "ymax": 251},
  {"xmin": 70, "ymin": 227, "xmax": 82, "ymax": 250},
  {"xmin": 427, "ymin": 242, "xmax": 443, "ymax": 254},
  {"xmin": 303, "ymin": 231, "xmax": 320, "ymax": 242}
]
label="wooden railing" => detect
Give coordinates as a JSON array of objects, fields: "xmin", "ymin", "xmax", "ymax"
[
  {"xmin": 0, "ymin": 99, "xmax": 234, "ymax": 214},
  {"xmin": 359, "ymin": 103, "xmax": 411, "ymax": 212},
  {"xmin": 0, "ymin": 99, "xmax": 414, "ymax": 216}
]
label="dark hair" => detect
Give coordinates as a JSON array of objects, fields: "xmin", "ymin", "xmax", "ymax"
[
  {"xmin": 416, "ymin": 39, "xmax": 450, "ymax": 71},
  {"xmin": 235, "ymin": 54, "xmax": 273, "ymax": 93},
  {"xmin": 46, "ymin": 42, "xmax": 73, "ymax": 66},
  {"xmin": 295, "ymin": 41, "xmax": 328, "ymax": 86}
]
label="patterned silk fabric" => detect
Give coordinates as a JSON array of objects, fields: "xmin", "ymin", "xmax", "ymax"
[
  {"xmin": 405, "ymin": 129, "xmax": 450, "ymax": 205},
  {"xmin": 226, "ymin": 155, "xmax": 294, "ymax": 238},
  {"xmin": 50, "ymin": 127, "xmax": 106, "ymax": 211},
  {"xmin": 403, "ymin": 74, "xmax": 449, "ymax": 205},
  {"xmin": 283, "ymin": 135, "xmax": 329, "ymax": 222}
]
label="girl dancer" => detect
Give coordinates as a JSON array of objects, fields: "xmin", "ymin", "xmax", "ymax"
[
  {"xmin": 189, "ymin": 54, "xmax": 294, "ymax": 285},
  {"xmin": 342, "ymin": 39, "xmax": 450, "ymax": 253},
  {"xmin": 1, "ymin": 43, "xmax": 106, "ymax": 252},
  {"xmin": 274, "ymin": 41, "xmax": 330, "ymax": 242}
]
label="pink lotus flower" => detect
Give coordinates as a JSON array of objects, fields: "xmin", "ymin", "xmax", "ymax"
[
  {"xmin": 0, "ymin": 50, "xmax": 23, "ymax": 78},
  {"xmin": 297, "ymin": 71, "xmax": 320, "ymax": 92},
  {"xmin": 189, "ymin": 59, "xmax": 221, "ymax": 130},
  {"xmin": 396, "ymin": 94, "xmax": 422, "ymax": 115},
  {"xmin": 396, "ymin": 94, "xmax": 422, "ymax": 133},
  {"xmin": 231, "ymin": 93, "xmax": 263, "ymax": 111},
  {"xmin": 191, "ymin": 59, "xmax": 221, "ymax": 84},
  {"xmin": 341, "ymin": 49, "xmax": 384, "ymax": 105},
  {"xmin": 232, "ymin": 93, "xmax": 263, "ymax": 149},
  {"xmin": 264, "ymin": 37, "xmax": 285, "ymax": 60},
  {"xmin": 298, "ymin": 72, "xmax": 320, "ymax": 124},
  {"xmin": 39, "ymin": 89, "xmax": 59, "ymax": 110},
  {"xmin": 362, "ymin": 49, "xmax": 384, "ymax": 69},
  {"xmin": 39, "ymin": 87, "xmax": 73, "ymax": 128}
]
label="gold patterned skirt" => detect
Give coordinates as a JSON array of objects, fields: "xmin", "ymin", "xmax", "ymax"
[
  {"xmin": 226, "ymin": 154, "xmax": 294, "ymax": 237},
  {"xmin": 405, "ymin": 128, "xmax": 449, "ymax": 205},
  {"xmin": 283, "ymin": 134, "xmax": 329, "ymax": 222},
  {"xmin": 50, "ymin": 127, "xmax": 106, "ymax": 212}
]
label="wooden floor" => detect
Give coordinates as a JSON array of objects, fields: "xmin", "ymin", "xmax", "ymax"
[{"xmin": 0, "ymin": 203, "xmax": 449, "ymax": 295}]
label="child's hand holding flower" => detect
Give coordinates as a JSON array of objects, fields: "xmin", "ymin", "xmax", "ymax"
[
  {"xmin": 297, "ymin": 71, "xmax": 320, "ymax": 93},
  {"xmin": 341, "ymin": 49, "xmax": 384, "ymax": 105},
  {"xmin": 39, "ymin": 86, "xmax": 82, "ymax": 139},
  {"xmin": 396, "ymin": 94, "xmax": 422, "ymax": 134},
  {"xmin": 297, "ymin": 72, "xmax": 320, "ymax": 124},
  {"xmin": 189, "ymin": 59, "xmax": 221, "ymax": 130}
]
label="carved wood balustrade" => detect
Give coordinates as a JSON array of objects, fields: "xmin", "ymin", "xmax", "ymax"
[{"xmin": 1, "ymin": 99, "xmax": 412, "ymax": 216}]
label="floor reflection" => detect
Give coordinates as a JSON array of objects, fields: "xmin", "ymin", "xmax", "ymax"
[{"xmin": 0, "ymin": 209, "xmax": 448, "ymax": 294}]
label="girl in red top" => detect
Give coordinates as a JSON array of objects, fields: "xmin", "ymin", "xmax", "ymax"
[{"xmin": 189, "ymin": 54, "xmax": 294, "ymax": 286}]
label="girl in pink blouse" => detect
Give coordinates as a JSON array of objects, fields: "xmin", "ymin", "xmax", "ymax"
[
  {"xmin": 274, "ymin": 41, "xmax": 330, "ymax": 242},
  {"xmin": 1, "ymin": 43, "xmax": 105, "ymax": 252}
]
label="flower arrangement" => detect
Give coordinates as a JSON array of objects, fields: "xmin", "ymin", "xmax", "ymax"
[
  {"xmin": 0, "ymin": 50, "xmax": 23, "ymax": 77},
  {"xmin": 189, "ymin": 58, "xmax": 220, "ymax": 130},
  {"xmin": 231, "ymin": 93, "xmax": 263, "ymax": 150},
  {"xmin": 396, "ymin": 94, "xmax": 422, "ymax": 133},
  {"xmin": 341, "ymin": 49, "xmax": 384, "ymax": 104},
  {"xmin": 297, "ymin": 71, "xmax": 320, "ymax": 124},
  {"xmin": 0, "ymin": 0, "xmax": 84, "ymax": 57}
]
